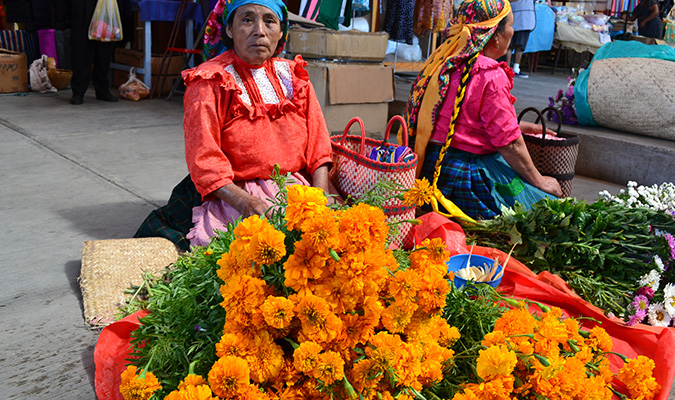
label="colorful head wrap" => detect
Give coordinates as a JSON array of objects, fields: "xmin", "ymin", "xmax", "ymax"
[{"xmin": 203, "ymin": 0, "xmax": 289, "ymax": 60}]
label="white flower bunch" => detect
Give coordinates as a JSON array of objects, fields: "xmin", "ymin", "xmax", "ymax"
[{"xmin": 600, "ymin": 181, "xmax": 675, "ymax": 213}]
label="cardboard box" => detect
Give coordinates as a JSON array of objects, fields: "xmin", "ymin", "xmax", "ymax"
[
  {"xmin": 114, "ymin": 48, "xmax": 184, "ymax": 75},
  {"xmin": 305, "ymin": 61, "xmax": 394, "ymax": 105},
  {"xmin": 0, "ymin": 49, "xmax": 28, "ymax": 93},
  {"xmin": 305, "ymin": 60, "xmax": 394, "ymax": 136},
  {"xmin": 286, "ymin": 27, "xmax": 389, "ymax": 62},
  {"xmin": 113, "ymin": 69, "xmax": 180, "ymax": 97}
]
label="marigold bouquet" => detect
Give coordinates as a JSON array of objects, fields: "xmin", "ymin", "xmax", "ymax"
[{"xmin": 118, "ymin": 178, "xmax": 663, "ymax": 400}]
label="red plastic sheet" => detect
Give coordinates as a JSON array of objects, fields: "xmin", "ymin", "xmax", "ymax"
[{"xmin": 94, "ymin": 310, "xmax": 149, "ymax": 400}]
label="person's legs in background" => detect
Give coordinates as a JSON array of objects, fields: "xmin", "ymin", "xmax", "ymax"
[
  {"xmin": 69, "ymin": 0, "xmax": 117, "ymax": 104},
  {"xmin": 506, "ymin": 30, "xmax": 530, "ymax": 78},
  {"xmin": 92, "ymin": 41, "xmax": 117, "ymax": 101}
]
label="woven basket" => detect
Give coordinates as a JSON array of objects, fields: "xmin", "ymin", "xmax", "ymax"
[
  {"xmin": 329, "ymin": 116, "xmax": 418, "ymax": 249},
  {"xmin": 519, "ymin": 107, "xmax": 580, "ymax": 198},
  {"xmin": 80, "ymin": 237, "xmax": 180, "ymax": 328},
  {"xmin": 47, "ymin": 68, "xmax": 73, "ymax": 90},
  {"xmin": 587, "ymin": 57, "xmax": 675, "ymax": 141}
]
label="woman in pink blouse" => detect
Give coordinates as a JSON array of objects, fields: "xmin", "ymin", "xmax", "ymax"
[{"xmin": 405, "ymin": 0, "xmax": 562, "ymax": 220}]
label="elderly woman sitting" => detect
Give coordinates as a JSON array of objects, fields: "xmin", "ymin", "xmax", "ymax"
[
  {"xmin": 135, "ymin": 0, "xmax": 333, "ymax": 250},
  {"xmin": 405, "ymin": 0, "xmax": 562, "ymax": 221}
]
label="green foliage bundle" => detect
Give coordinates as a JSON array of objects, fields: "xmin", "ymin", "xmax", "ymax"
[{"xmin": 463, "ymin": 198, "xmax": 675, "ymax": 316}]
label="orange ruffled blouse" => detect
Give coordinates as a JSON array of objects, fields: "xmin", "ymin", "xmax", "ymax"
[{"xmin": 182, "ymin": 50, "xmax": 333, "ymax": 199}]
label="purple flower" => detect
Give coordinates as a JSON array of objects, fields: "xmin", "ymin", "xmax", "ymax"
[
  {"xmin": 636, "ymin": 286, "xmax": 655, "ymax": 300},
  {"xmin": 632, "ymin": 294, "xmax": 649, "ymax": 311},
  {"xmin": 627, "ymin": 309, "xmax": 648, "ymax": 326},
  {"xmin": 664, "ymin": 233, "xmax": 675, "ymax": 261},
  {"xmin": 194, "ymin": 324, "xmax": 206, "ymax": 332}
]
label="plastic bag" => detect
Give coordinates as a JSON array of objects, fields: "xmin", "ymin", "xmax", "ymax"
[
  {"xmin": 88, "ymin": 0, "xmax": 123, "ymax": 42},
  {"xmin": 119, "ymin": 67, "xmax": 149, "ymax": 101},
  {"xmin": 29, "ymin": 55, "xmax": 57, "ymax": 93}
]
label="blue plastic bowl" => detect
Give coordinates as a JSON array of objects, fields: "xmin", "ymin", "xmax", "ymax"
[{"xmin": 447, "ymin": 254, "xmax": 503, "ymax": 288}]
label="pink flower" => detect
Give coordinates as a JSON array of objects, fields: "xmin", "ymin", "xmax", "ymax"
[
  {"xmin": 632, "ymin": 294, "xmax": 649, "ymax": 312},
  {"xmin": 636, "ymin": 286, "xmax": 655, "ymax": 300},
  {"xmin": 627, "ymin": 309, "xmax": 647, "ymax": 326}
]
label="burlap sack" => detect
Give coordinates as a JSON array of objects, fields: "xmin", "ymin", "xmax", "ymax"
[{"xmin": 587, "ymin": 57, "xmax": 675, "ymax": 141}]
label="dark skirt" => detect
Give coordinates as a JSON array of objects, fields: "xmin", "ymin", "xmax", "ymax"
[
  {"xmin": 134, "ymin": 175, "xmax": 203, "ymax": 252},
  {"xmin": 419, "ymin": 143, "xmax": 554, "ymax": 220}
]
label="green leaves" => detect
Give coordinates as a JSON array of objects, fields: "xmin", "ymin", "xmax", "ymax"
[{"xmin": 464, "ymin": 197, "xmax": 675, "ymax": 318}]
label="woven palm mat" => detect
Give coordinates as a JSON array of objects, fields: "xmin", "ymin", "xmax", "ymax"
[
  {"xmin": 587, "ymin": 57, "xmax": 675, "ymax": 141},
  {"xmin": 80, "ymin": 237, "xmax": 180, "ymax": 328}
]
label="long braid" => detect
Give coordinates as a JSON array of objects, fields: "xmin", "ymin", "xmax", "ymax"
[{"xmin": 431, "ymin": 53, "xmax": 478, "ymax": 191}]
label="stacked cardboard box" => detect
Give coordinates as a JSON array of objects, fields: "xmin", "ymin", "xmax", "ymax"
[
  {"xmin": 0, "ymin": 49, "xmax": 28, "ymax": 93},
  {"xmin": 286, "ymin": 27, "xmax": 393, "ymax": 138}
]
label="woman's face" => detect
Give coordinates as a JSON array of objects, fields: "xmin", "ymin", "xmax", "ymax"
[
  {"xmin": 226, "ymin": 4, "xmax": 283, "ymax": 65},
  {"xmin": 484, "ymin": 11, "xmax": 514, "ymax": 60}
]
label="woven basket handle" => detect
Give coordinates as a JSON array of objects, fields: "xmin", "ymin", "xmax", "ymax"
[
  {"xmin": 383, "ymin": 115, "xmax": 409, "ymax": 147},
  {"xmin": 341, "ymin": 117, "xmax": 367, "ymax": 155},
  {"xmin": 539, "ymin": 106, "xmax": 563, "ymax": 135},
  {"xmin": 517, "ymin": 107, "xmax": 548, "ymax": 139}
]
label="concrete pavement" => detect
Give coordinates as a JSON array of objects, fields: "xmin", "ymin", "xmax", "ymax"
[{"xmin": 0, "ymin": 76, "xmax": 659, "ymax": 399}]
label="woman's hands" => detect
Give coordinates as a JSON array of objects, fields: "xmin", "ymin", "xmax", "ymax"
[
  {"xmin": 312, "ymin": 164, "xmax": 339, "ymax": 205},
  {"xmin": 214, "ymin": 183, "xmax": 270, "ymax": 218},
  {"xmin": 498, "ymin": 136, "xmax": 563, "ymax": 198},
  {"xmin": 519, "ymin": 121, "xmax": 557, "ymax": 137}
]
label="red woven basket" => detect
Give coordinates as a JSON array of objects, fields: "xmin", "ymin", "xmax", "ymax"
[{"xmin": 329, "ymin": 116, "xmax": 418, "ymax": 249}]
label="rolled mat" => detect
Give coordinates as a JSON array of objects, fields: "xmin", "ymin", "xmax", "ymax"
[
  {"xmin": 587, "ymin": 57, "xmax": 675, "ymax": 141},
  {"xmin": 80, "ymin": 237, "xmax": 179, "ymax": 328}
]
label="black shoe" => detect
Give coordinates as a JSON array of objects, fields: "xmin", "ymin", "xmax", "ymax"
[
  {"xmin": 95, "ymin": 91, "xmax": 118, "ymax": 102},
  {"xmin": 514, "ymin": 70, "xmax": 529, "ymax": 78},
  {"xmin": 71, "ymin": 94, "xmax": 84, "ymax": 105}
]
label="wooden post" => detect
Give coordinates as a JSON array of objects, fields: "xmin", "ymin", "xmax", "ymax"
[{"xmin": 371, "ymin": 0, "xmax": 379, "ymax": 32}]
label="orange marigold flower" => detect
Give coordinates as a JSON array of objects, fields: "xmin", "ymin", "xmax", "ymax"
[
  {"xmin": 295, "ymin": 293, "xmax": 342, "ymax": 343},
  {"xmin": 208, "ymin": 356, "xmax": 250, "ymax": 399},
  {"xmin": 460, "ymin": 376, "xmax": 515, "ymax": 400},
  {"xmin": 476, "ymin": 345, "xmax": 518, "ymax": 381},
  {"xmin": 349, "ymin": 358, "xmax": 382, "ymax": 392},
  {"xmin": 617, "ymin": 356, "xmax": 661, "ymax": 400},
  {"xmin": 494, "ymin": 306, "xmax": 536, "ymax": 336},
  {"xmin": 119, "ymin": 365, "xmax": 162, "ymax": 400},
  {"xmin": 293, "ymin": 341, "xmax": 323, "ymax": 374},
  {"xmin": 261, "ymin": 295, "xmax": 295, "ymax": 329},
  {"xmin": 388, "ymin": 268, "xmax": 422, "ymax": 306},
  {"xmin": 178, "ymin": 374, "xmax": 207, "ymax": 390},
  {"xmin": 250, "ymin": 225, "xmax": 287, "ymax": 265},
  {"xmin": 246, "ymin": 331, "xmax": 285, "ymax": 383},
  {"xmin": 381, "ymin": 301, "xmax": 414, "ymax": 333},
  {"xmin": 181, "ymin": 384, "xmax": 217, "ymax": 400},
  {"xmin": 587, "ymin": 326, "xmax": 613, "ymax": 353},
  {"xmin": 339, "ymin": 203, "xmax": 389, "ymax": 249},
  {"xmin": 403, "ymin": 178, "xmax": 434, "ymax": 207},
  {"xmin": 285, "ymin": 185, "xmax": 328, "ymax": 231},
  {"xmin": 481, "ymin": 330, "xmax": 508, "ymax": 348},
  {"xmin": 315, "ymin": 351, "xmax": 345, "ymax": 385},
  {"xmin": 283, "ymin": 239, "xmax": 329, "ymax": 291},
  {"xmin": 418, "ymin": 272, "xmax": 450, "ymax": 313},
  {"xmin": 300, "ymin": 208, "xmax": 340, "ymax": 252},
  {"xmin": 219, "ymin": 275, "xmax": 267, "ymax": 314},
  {"xmin": 233, "ymin": 215, "xmax": 267, "ymax": 241},
  {"xmin": 215, "ymin": 332, "xmax": 249, "ymax": 359},
  {"xmin": 420, "ymin": 237, "xmax": 451, "ymax": 263}
]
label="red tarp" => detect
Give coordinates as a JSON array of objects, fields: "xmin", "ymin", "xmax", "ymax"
[{"xmin": 94, "ymin": 212, "xmax": 675, "ymax": 399}]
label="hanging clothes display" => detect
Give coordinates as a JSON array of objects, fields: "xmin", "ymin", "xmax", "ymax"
[
  {"xmin": 298, "ymin": 0, "xmax": 351, "ymax": 30},
  {"xmin": 414, "ymin": 0, "xmax": 453, "ymax": 34},
  {"xmin": 384, "ymin": 0, "xmax": 415, "ymax": 44}
]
